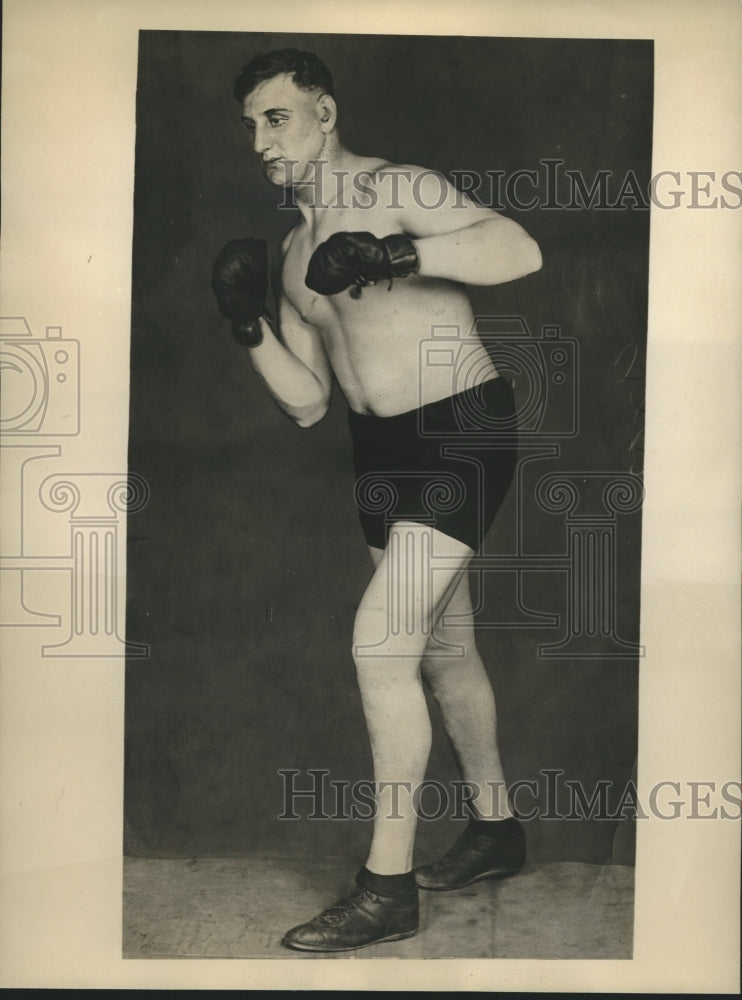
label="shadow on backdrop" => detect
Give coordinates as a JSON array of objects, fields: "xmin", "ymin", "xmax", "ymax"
[{"xmin": 125, "ymin": 31, "xmax": 652, "ymax": 868}]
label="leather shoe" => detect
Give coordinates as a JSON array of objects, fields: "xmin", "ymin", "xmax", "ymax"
[
  {"xmin": 281, "ymin": 878, "xmax": 418, "ymax": 952},
  {"xmin": 415, "ymin": 819, "xmax": 526, "ymax": 891}
]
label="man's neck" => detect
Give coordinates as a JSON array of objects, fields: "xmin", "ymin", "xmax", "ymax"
[{"xmin": 293, "ymin": 144, "xmax": 361, "ymax": 222}]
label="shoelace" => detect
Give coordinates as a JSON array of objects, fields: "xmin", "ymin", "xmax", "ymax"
[
  {"xmin": 318, "ymin": 888, "xmax": 371, "ymax": 925},
  {"xmin": 349, "ymin": 275, "xmax": 397, "ymax": 299}
]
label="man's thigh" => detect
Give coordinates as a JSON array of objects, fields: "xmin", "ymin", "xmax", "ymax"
[{"xmin": 355, "ymin": 521, "xmax": 472, "ymax": 652}]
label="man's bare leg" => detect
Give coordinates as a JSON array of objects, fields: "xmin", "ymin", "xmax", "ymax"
[
  {"xmin": 368, "ymin": 535, "xmax": 526, "ymax": 894},
  {"xmin": 366, "ymin": 545, "xmax": 512, "ymax": 823},
  {"xmin": 423, "ymin": 570, "xmax": 516, "ymax": 820},
  {"xmin": 281, "ymin": 521, "xmax": 472, "ymax": 951},
  {"xmin": 353, "ymin": 522, "xmax": 474, "ymax": 876}
]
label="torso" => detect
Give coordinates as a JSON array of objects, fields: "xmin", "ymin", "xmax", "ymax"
[{"xmin": 280, "ymin": 156, "xmax": 499, "ymax": 417}]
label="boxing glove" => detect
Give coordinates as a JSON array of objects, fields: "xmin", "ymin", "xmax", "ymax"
[
  {"xmin": 305, "ymin": 231, "xmax": 419, "ymax": 299},
  {"xmin": 211, "ymin": 237, "xmax": 270, "ymax": 347}
]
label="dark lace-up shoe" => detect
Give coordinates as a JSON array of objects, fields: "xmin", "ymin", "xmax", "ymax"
[
  {"xmin": 415, "ymin": 818, "xmax": 526, "ymax": 891},
  {"xmin": 281, "ymin": 875, "xmax": 419, "ymax": 952}
]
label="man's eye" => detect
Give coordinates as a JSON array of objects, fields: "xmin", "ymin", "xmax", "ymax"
[{"xmin": 269, "ymin": 118, "xmax": 286, "ymax": 127}]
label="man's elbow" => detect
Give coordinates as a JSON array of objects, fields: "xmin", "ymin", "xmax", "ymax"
[
  {"xmin": 294, "ymin": 402, "xmax": 330, "ymax": 428},
  {"xmin": 521, "ymin": 235, "xmax": 543, "ymax": 276}
]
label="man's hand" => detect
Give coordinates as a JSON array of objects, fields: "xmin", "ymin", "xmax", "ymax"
[
  {"xmin": 305, "ymin": 232, "xmax": 419, "ymax": 299},
  {"xmin": 211, "ymin": 237, "xmax": 270, "ymax": 346}
]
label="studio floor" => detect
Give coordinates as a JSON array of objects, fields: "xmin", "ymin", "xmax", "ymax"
[{"xmin": 123, "ymin": 856, "xmax": 634, "ymax": 960}]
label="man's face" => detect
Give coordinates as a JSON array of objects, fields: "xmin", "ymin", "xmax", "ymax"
[{"xmin": 241, "ymin": 73, "xmax": 328, "ymax": 189}]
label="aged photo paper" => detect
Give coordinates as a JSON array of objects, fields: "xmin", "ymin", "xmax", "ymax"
[{"xmin": 1, "ymin": 0, "xmax": 740, "ymax": 991}]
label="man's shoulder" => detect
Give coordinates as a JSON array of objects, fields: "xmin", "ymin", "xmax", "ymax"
[
  {"xmin": 374, "ymin": 161, "xmax": 435, "ymax": 175},
  {"xmin": 363, "ymin": 162, "xmax": 454, "ymax": 210},
  {"xmin": 346, "ymin": 155, "xmax": 441, "ymax": 184},
  {"xmin": 365, "ymin": 161, "xmax": 441, "ymax": 184}
]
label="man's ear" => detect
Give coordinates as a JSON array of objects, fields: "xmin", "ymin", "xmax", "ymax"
[{"xmin": 317, "ymin": 94, "xmax": 338, "ymax": 132}]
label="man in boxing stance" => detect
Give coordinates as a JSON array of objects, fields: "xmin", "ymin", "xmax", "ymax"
[{"xmin": 212, "ymin": 49, "xmax": 542, "ymax": 952}]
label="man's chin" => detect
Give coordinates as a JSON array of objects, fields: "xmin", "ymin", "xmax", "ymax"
[
  {"xmin": 261, "ymin": 160, "xmax": 324, "ymax": 192},
  {"xmin": 265, "ymin": 160, "xmax": 313, "ymax": 188},
  {"xmin": 263, "ymin": 174, "xmax": 291, "ymax": 190},
  {"xmin": 259, "ymin": 160, "xmax": 288, "ymax": 184}
]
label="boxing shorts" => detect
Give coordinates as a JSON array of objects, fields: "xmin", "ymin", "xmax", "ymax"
[{"xmin": 347, "ymin": 376, "xmax": 518, "ymax": 552}]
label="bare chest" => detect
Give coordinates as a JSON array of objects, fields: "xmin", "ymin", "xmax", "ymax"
[{"xmin": 281, "ymin": 207, "xmax": 402, "ymax": 326}]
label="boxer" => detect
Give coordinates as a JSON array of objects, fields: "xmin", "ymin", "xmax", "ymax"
[{"xmin": 212, "ymin": 48, "xmax": 541, "ymax": 952}]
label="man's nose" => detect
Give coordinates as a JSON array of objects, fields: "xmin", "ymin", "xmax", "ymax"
[{"xmin": 252, "ymin": 124, "xmax": 271, "ymax": 155}]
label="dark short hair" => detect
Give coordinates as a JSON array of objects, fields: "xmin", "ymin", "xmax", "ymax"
[{"xmin": 233, "ymin": 49, "xmax": 335, "ymax": 104}]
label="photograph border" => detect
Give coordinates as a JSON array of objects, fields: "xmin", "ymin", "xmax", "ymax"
[{"xmin": 1, "ymin": 0, "xmax": 740, "ymax": 992}]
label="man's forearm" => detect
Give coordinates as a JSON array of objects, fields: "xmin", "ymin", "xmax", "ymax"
[
  {"xmin": 413, "ymin": 217, "xmax": 542, "ymax": 286},
  {"xmin": 246, "ymin": 318, "xmax": 329, "ymax": 427}
]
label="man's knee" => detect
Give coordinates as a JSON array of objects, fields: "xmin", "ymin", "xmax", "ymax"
[
  {"xmin": 352, "ymin": 603, "xmax": 427, "ymax": 670},
  {"xmin": 420, "ymin": 631, "xmax": 484, "ymax": 691},
  {"xmin": 422, "ymin": 618, "xmax": 475, "ymax": 667},
  {"xmin": 420, "ymin": 650, "xmax": 461, "ymax": 693}
]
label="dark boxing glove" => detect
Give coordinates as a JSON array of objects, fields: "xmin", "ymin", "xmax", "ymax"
[
  {"xmin": 211, "ymin": 237, "xmax": 269, "ymax": 347},
  {"xmin": 305, "ymin": 231, "xmax": 419, "ymax": 299}
]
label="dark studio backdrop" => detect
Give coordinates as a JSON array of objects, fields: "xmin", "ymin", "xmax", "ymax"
[{"xmin": 125, "ymin": 32, "xmax": 652, "ymax": 867}]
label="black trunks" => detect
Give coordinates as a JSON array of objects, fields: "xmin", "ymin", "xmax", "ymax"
[{"xmin": 347, "ymin": 376, "xmax": 518, "ymax": 552}]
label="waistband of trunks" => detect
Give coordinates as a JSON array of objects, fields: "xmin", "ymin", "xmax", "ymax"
[{"xmin": 347, "ymin": 375, "xmax": 516, "ymax": 444}]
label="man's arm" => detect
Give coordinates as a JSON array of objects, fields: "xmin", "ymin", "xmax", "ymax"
[
  {"xmin": 211, "ymin": 236, "xmax": 332, "ymax": 427},
  {"xmin": 381, "ymin": 165, "xmax": 542, "ymax": 286},
  {"xmin": 248, "ymin": 295, "xmax": 332, "ymax": 428}
]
